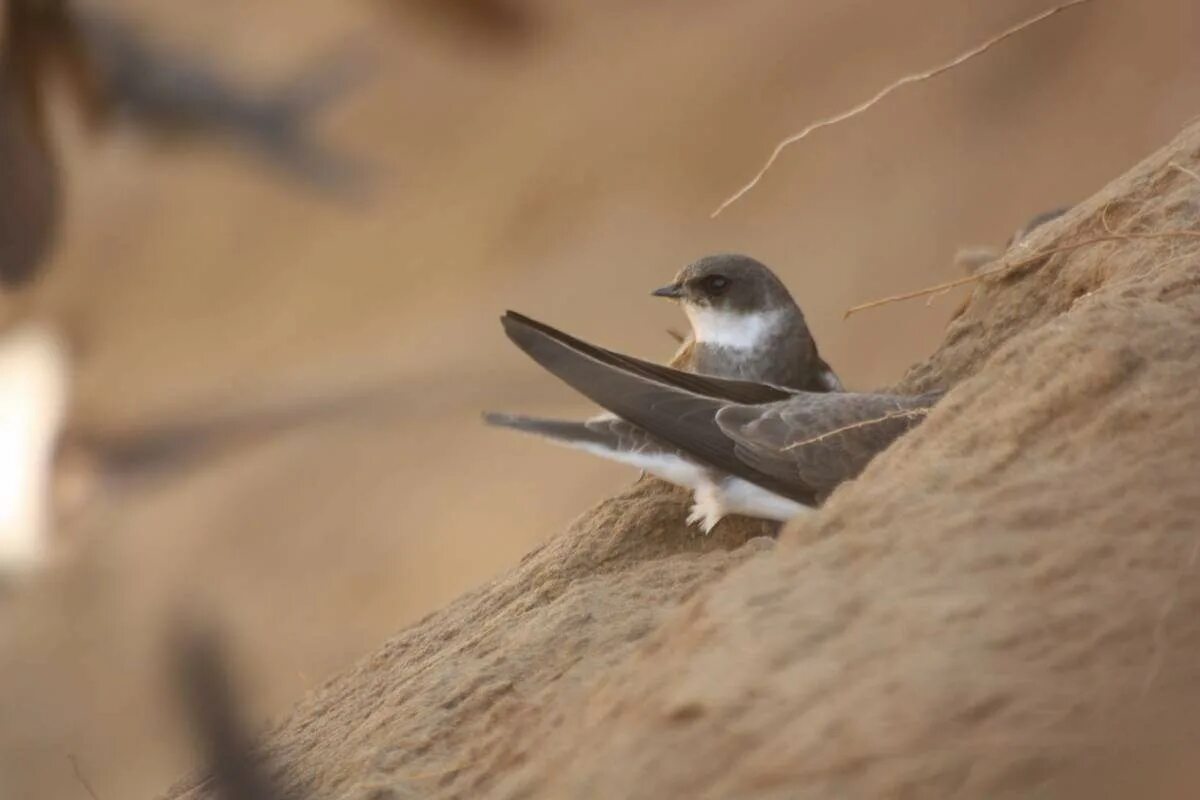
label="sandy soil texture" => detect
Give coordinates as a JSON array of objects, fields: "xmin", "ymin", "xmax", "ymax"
[{"xmin": 168, "ymin": 119, "xmax": 1200, "ymax": 799}]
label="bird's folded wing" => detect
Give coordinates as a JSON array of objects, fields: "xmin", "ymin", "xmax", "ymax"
[{"xmin": 717, "ymin": 391, "xmax": 941, "ymax": 498}]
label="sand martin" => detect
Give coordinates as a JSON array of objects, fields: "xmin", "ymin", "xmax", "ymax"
[
  {"xmin": 652, "ymin": 254, "xmax": 842, "ymax": 392},
  {"xmin": 486, "ymin": 312, "xmax": 939, "ymax": 533}
]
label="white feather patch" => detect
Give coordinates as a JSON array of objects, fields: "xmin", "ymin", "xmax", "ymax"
[
  {"xmin": 0, "ymin": 324, "xmax": 70, "ymax": 572},
  {"xmin": 716, "ymin": 478, "xmax": 811, "ymax": 522},
  {"xmin": 565, "ymin": 441, "xmax": 708, "ymax": 489},
  {"xmin": 683, "ymin": 307, "xmax": 787, "ymax": 350}
]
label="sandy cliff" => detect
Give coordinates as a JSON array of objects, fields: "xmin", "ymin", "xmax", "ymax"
[{"xmin": 166, "ymin": 120, "xmax": 1200, "ymax": 798}]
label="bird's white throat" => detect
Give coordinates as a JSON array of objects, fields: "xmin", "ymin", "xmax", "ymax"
[{"xmin": 684, "ymin": 307, "xmax": 787, "ymax": 350}]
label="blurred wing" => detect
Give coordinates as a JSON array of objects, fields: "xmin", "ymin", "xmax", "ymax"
[
  {"xmin": 76, "ymin": 8, "xmax": 373, "ymax": 196},
  {"xmin": 76, "ymin": 371, "xmax": 423, "ymax": 480},
  {"xmin": 0, "ymin": 81, "xmax": 58, "ymax": 288},
  {"xmin": 169, "ymin": 623, "xmax": 289, "ymax": 800}
]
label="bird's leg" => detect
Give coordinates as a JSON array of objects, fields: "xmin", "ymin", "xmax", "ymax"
[{"xmin": 685, "ymin": 480, "xmax": 725, "ymax": 535}]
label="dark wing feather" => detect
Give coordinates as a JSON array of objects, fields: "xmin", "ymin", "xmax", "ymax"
[
  {"xmin": 503, "ymin": 312, "xmax": 794, "ymax": 405},
  {"xmin": 501, "ymin": 312, "xmax": 815, "ymax": 503},
  {"xmin": 483, "ymin": 412, "xmax": 671, "ymax": 458},
  {"xmin": 170, "ymin": 624, "xmax": 293, "ymax": 800},
  {"xmin": 0, "ymin": 63, "xmax": 58, "ymax": 288},
  {"xmin": 717, "ymin": 391, "xmax": 940, "ymax": 498}
]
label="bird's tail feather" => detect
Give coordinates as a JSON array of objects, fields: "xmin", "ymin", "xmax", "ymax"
[
  {"xmin": 484, "ymin": 411, "xmax": 705, "ymax": 485},
  {"xmin": 483, "ymin": 412, "xmax": 614, "ymax": 449}
]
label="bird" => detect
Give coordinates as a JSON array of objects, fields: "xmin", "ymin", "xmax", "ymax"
[
  {"xmin": 651, "ymin": 254, "xmax": 843, "ymax": 392},
  {"xmin": 485, "ymin": 312, "xmax": 940, "ymax": 533},
  {"xmin": 1, "ymin": 0, "xmax": 372, "ymax": 288}
]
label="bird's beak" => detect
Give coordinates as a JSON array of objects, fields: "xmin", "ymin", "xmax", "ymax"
[{"xmin": 651, "ymin": 283, "xmax": 684, "ymax": 299}]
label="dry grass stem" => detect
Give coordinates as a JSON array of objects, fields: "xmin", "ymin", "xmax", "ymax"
[
  {"xmin": 783, "ymin": 408, "xmax": 930, "ymax": 452},
  {"xmin": 711, "ymin": 0, "xmax": 1098, "ymax": 217},
  {"xmin": 1100, "ymin": 202, "xmax": 1117, "ymax": 235},
  {"xmin": 844, "ymin": 230, "xmax": 1200, "ymax": 319},
  {"xmin": 1169, "ymin": 161, "xmax": 1200, "ymax": 184}
]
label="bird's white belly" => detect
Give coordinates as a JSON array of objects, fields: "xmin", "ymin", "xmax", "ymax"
[
  {"xmin": 718, "ymin": 478, "xmax": 811, "ymax": 521},
  {"xmin": 687, "ymin": 476, "xmax": 811, "ymax": 533}
]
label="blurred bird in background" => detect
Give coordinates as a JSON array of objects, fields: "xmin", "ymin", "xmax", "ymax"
[
  {"xmin": 0, "ymin": 0, "xmax": 379, "ymax": 574},
  {"xmin": 1, "ymin": 0, "xmax": 373, "ymax": 289},
  {"xmin": 0, "ymin": 326, "xmax": 431, "ymax": 576}
]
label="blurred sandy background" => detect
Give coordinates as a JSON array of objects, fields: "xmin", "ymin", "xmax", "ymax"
[{"xmin": 0, "ymin": 0, "xmax": 1197, "ymax": 797}]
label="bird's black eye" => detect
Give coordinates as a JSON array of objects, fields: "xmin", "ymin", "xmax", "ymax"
[{"xmin": 702, "ymin": 274, "xmax": 730, "ymax": 295}]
